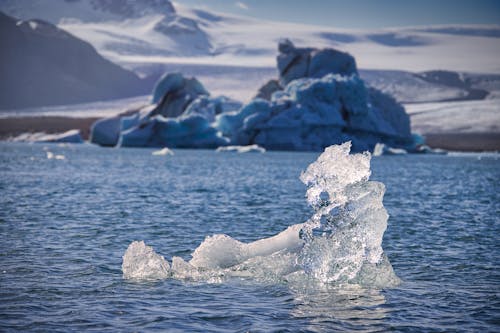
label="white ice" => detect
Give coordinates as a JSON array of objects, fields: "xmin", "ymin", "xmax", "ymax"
[
  {"xmin": 215, "ymin": 145, "xmax": 266, "ymax": 153},
  {"xmin": 122, "ymin": 142, "xmax": 399, "ymax": 287},
  {"xmin": 152, "ymin": 147, "xmax": 174, "ymax": 156}
]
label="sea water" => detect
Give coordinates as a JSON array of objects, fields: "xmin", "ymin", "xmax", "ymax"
[{"xmin": 0, "ymin": 142, "xmax": 498, "ymax": 332}]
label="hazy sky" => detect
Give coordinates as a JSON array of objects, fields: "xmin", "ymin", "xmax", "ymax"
[{"xmin": 174, "ymin": 0, "xmax": 500, "ymax": 29}]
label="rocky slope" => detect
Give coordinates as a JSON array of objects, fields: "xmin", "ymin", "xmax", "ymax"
[{"xmin": 0, "ymin": 11, "xmax": 148, "ymax": 109}]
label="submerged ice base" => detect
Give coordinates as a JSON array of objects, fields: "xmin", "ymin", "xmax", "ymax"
[{"xmin": 122, "ymin": 142, "xmax": 399, "ymax": 288}]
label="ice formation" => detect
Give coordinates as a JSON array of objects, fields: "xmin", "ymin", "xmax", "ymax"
[
  {"xmin": 373, "ymin": 143, "xmax": 408, "ymax": 156},
  {"xmin": 216, "ymin": 73, "xmax": 412, "ymax": 152},
  {"xmin": 90, "ymin": 41, "xmax": 414, "ymax": 152},
  {"xmin": 215, "ymin": 144, "xmax": 266, "ymax": 153},
  {"xmin": 11, "ymin": 130, "xmax": 83, "ymax": 144},
  {"xmin": 150, "ymin": 72, "xmax": 209, "ymax": 118},
  {"xmin": 122, "ymin": 142, "xmax": 399, "ymax": 287},
  {"xmin": 122, "ymin": 241, "xmax": 170, "ymax": 280},
  {"xmin": 152, "ymin": 147, "xmax": 174, "ymax": 156},
  {"xmin": 277, "ymin": 39, "xmax": 357, "ymax": 86},
  {"xmin": 89, "ymin": 74, "xmax": 242, "ymax": 148},
  {"xmin": 46, "ymin": 151, "xmax": 66, "ymax": 160}
]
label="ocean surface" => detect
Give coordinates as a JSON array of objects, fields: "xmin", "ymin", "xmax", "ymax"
[{"xmin": 0, "ymin": 142, "xmax": 498, "ymax": 332}]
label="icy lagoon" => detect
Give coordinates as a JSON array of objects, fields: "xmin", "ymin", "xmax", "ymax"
[{"xmin": 0, "ymin": 142, "xmax": 499, "ymax": 332}]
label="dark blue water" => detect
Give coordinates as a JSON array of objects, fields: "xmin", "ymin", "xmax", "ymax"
[{"xmin": 0, "ymin": 143, "xmax": 499, "ymax": 332}]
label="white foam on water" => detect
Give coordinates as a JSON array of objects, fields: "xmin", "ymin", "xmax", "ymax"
[{"xmin": 122, "ymin": 142, "xmax": 399, "ymax": 287}]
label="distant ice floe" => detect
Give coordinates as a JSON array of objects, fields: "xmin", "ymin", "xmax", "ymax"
[
  {"xmin": 122, "ymin": 142, "xmax": 400, "ymax": 288},
  {"xmin": 373, "ymin": 143, "xmax": 407, "ymax": 156},
  {"xmin": 152, "ymin": 147, "xmax": 174, "ymax": 156},
  {"xmin": 216, "ymin": 144, "xmax": 265, "ymax": 153},
  {"xmin": 46, "ymin": 151, "xmax": 65, "ymax": 160}
]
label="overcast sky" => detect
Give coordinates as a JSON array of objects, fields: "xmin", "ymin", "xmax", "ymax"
[{"xmin": 174, "ymin": 0, "xmax": 500, "ymax": 29}]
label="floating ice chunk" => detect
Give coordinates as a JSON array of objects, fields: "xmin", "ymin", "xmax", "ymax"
[
  {"xmin": 122, "ymin": 241, "xmax": 170, "ymax": 280},
  {"xmin": 215, "ymin": 144, "xmax": 266, "ymax": 153},
  {"xmin": 373, "ymin": 143, "xmax": 408, "ymax": 156},
  {"xmin": 122, "ymin": 143, "xmax": 399, "ymax": 287},
  {"xmin": 46, "ymin": 151, "xmax": 65, "ymax": 160},
  {"xmin": 152, "ymin": 147, "xmax": 174, "ymax": 156}
]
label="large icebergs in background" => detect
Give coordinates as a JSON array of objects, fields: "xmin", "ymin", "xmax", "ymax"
[
  {"xmin": 90, "ymin": 73, "xmax": 241, "ymax": 148},
  {"xmin": 218, "ymin": 42, "xmax": 412, "ymax": 152},
  {"xmin": 91, "ymin": 41, "xmax": 413, "ymax": 151}
]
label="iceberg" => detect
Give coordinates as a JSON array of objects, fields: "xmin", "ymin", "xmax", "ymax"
[
  {"xmin": 89, "ymin": 73, "xmax": 242, "ymax": 148},
  {"xmin": 91, "ymin": 41, "xmax": 414, "ymax": 152},
  {"xmin": 216, "ymin": 73, "xmax": 412, "ymax": 152},
  {"xmin": 116, "ymin": 94, "xmax": 240, "ymax": 148},
  {"xmin": 118, "ymin": 112, "xmax": 229, "ymax": 148},
  {"xmin": 123, "ymin": 142, "xmax": 399, "ymax": 288},
  {"xmin": 89, "ymin": 116, "xmax": 121, "ymax": 146}
]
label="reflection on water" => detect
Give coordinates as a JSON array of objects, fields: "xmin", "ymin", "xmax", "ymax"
[{"xmin": 291, "ymin": 285, "xmax": 387, "ymax": 331}]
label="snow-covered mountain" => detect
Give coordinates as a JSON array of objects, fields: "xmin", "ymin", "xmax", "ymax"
[
  {"xmin": 1, "ymin": 0, "xmax": 499, "ymax": 75},
  {"xmin": 1, "ymin": 0, "xmax": 498, "ymax": 146}
]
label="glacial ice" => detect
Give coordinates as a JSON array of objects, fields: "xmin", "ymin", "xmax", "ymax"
[
  {"xmin": 151, "ymin": 72, "xmax": 209, "ymax": 118},
  {"xmin": 216, "ymin": 73, "xmax": 412, "ymax": 152},
  {"xmin": 91, "ymin": 41, "xmax": 413, "ymax": 152},
  {"xmin": 46, "ymin": 151, "xmax": 66, "ymax": 160},
  {"xmin": 122, "ymin": 241, "xmax": 170, "ymax": 280},
  {"xmin": 277, "ymin": 39, "xmax": 358, "ymax": 86},
  {"xmin": 89, "ymin": 116, "xmax": 121, "ymax": 146},
  {"xmin": 118, "ymin": 113, "xmax": 229, "ymax": 148},
  {"xmin": 373, "ymin": 143, "xmax": 408, "ymax": 156},
  {"xmin": 152, "ymin": 147, "xmax": 174, "ymax": 156},
  {"xmin": 113, "ymin": 77, "xmax": 241, "ymax": 148},
  {"xmin": 11, "ymin": 129, "xmax": 84, "ymax": 144},
  {"xmin": 215, "ymin": 144, "xmax": 266, "ymax": 153},
  {"xmin": 122, "ymin": 142, "xmax": 399, "ymax": 288}
]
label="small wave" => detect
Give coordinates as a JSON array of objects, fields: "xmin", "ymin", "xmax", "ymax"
[{"xmin": 123, "ymin": 142, "xmax": 399, "ymax": 288}]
